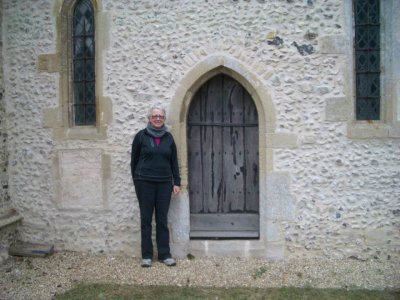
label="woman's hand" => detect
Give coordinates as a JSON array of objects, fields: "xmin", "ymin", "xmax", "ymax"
[{"xmin": 173, "ymin": 185, "xmax": 181, "ymax": 195}]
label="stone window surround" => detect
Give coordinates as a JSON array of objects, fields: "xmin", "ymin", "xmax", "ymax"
[
  {"xmin": 324, "ymin": 0, "xmax": 400, "ymax": 139},
  {"xmin": 39, "ymin": 0, "xmax": 111, "ymax": 140}
]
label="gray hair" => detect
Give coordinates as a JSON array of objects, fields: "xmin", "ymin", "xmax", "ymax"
[{"xmin": 147, "ymin": 106, "xmax": 166, "ymax": 120}]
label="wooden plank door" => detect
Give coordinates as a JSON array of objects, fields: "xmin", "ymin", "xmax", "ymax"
[{"xmin": 187, "ymin": 74, "xmax": 259, "ymax": 239}]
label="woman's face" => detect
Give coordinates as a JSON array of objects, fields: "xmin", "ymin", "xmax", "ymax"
[{"xmin": 149, "ymin": 108, "xmax": 165, "ymax": 128}]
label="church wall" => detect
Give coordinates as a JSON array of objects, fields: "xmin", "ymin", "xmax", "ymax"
[{"xmin": 1, "ymin": 0, "xmax": 399, "ymax": 260}]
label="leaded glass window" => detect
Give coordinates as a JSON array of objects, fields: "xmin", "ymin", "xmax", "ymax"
[
  {"xmin": 354, "ymin": 0, "xmax": 380, "ymax": 120},
  {"xmin": 72, "ymin": 0, "xmax": 96, "ymax": 125}
]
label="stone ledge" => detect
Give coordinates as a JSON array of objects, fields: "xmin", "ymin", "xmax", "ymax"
[
  {"xmin": 0, "ymin": 209, "xmax": 22, "ymax": 229},
  {"xmin": 347, "ymin": 121, "xmax": 400, "ymax": 139},
  {"xmin": 347, "ymin": 122, "xmax": 390, "ymax": 139},
  {"xmin": 44, "ymin": 95, "xmax": 111, "ymax": 140}
]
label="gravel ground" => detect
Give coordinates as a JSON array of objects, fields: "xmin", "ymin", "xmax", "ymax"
[{"xmin": 0, "ymin": 252, "xmax": 399, "ymax": 300}]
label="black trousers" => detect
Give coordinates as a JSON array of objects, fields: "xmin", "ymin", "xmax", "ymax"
[{"xmin": 134, "ymin": 180, "xmax": 173, "ymax": 260}]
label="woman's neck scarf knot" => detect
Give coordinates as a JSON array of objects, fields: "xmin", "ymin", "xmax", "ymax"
[{"xmin": 146, "ymin": 123, "xmax": 167, "ymax": 138}]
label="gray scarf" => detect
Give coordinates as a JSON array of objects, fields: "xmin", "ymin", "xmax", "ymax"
[{"xmin": 146, "ymin": 123, "xmax": 167, "ymax": 138}]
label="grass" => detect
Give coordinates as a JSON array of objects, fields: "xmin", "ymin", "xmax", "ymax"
[
  {"xmin": 252, "ymin": 266, "xmax": 268, "ymax": 279},
  {"xmin": 55, "ymin": 283, "xmax": 400, "ymax": 300}
]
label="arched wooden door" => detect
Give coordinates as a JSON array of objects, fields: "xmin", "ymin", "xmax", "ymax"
[{"xmin": 187, "ymin": 74, "xmax": 259, "ymax": 239}]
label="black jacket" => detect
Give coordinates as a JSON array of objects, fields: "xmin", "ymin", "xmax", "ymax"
[{"xmin": 131, "ymin": 129, "xmax": 181, "ymax": 186}]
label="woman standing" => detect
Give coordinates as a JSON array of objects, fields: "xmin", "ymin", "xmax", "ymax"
[{"xmin": 131, "ymin": 106, "xmax": 181, "ymax": 267}]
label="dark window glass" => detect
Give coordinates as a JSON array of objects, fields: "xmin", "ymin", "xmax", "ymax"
[
  {"xmin": 72, "ymin": 0, "xmax": 95, "ymax": 126},
  {"xmin": 354, "ymin": 0, "xmax": 380, "ymax": 120}
]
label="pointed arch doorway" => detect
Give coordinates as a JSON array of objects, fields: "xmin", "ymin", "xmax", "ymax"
[{"xmin": 187, "ymin": 74, "xmax": 259, "ymax": 239}]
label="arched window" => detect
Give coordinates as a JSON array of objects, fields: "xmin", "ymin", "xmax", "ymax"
[
  {"xmin": 41, "ymin": 0, "xmax": 109, "ymax": 139},
  {"xmin": 72, "ymin": 0, "xmax": 96, "ymax": 125},
  {"xmin": 347, "ymin": 0, "xmax": 400, "ymax": 138}
]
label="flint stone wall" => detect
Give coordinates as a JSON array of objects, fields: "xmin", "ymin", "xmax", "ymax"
[{"xmin": 1, "ymin": 0, "xmax": 399, "ymax": 260}]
